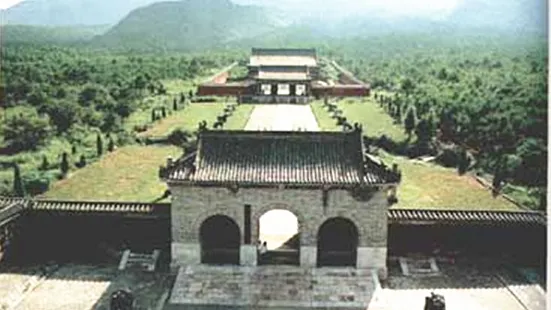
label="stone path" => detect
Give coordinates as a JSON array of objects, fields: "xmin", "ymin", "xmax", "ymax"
[
  {"xmin": 169, "ymin": 265, "xmax": 377, "ymax": 309},
  {"xmin": 244, "ymin": 104, "xmax": 319, "ymax": 131}
]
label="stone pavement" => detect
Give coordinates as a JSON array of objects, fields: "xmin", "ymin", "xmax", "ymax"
[
  {"xmin": 168, "ymin": 265, "xmax": 378, "ymax": 309},
  {"xmin": 367, "ymin": 261, "xmax": 546, "ymax": 310},
  {"xmin": 244, "ymin": 104, "xmax": 319, "ymax": 131}
]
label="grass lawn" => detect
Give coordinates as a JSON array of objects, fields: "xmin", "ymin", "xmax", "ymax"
[
  {"xmin": 41, "ymin": 145, "xmax": 181, "ymax": 202},
  {"xmin": 313, "ymin": 96, "xmax": 519, "ymax": 211},
  {"xmin": 224, "ymin": 104, "xmax": 254, "ymax": 130},
  {"xmin": 336, "ymin": 97, "xmax": 410, "ymax": 143},
  {"xmin": 381, "ymin": 151, "xmax": 520, "ymax": 211},
  {"xmin": 138, "ymin": 103, "xmax": 227, "ymax": 137},
  {"xmin": 309, "ymin": 101, "xmax": 340, "ymax": 131}
]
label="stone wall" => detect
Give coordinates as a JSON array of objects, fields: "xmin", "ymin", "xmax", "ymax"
[{"xmin": 170, "ymin": 184, "xmax": 389, "ymax": 275}]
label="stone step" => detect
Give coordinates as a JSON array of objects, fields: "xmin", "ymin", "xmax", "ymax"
[{"xmin": 169, "ymin": 265, "xmax": 378, "ymax": 310}]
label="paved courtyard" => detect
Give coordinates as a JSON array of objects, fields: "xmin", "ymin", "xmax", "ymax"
[
  {"xmin": 369, "ymin": 261, "xmax": 546, "ymax": 310},
  {"xmin": 244, "ymin": 104, "xmax": 319, "ymax": 131},
  {"xmin": 169, "ymin": 265, "xmax": 377, "ymax": 309},
  {"xmin": 0, "ymin": 263, "xmax": 173, "ymax": 310}
]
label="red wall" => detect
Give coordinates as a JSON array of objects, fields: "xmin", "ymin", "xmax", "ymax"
[{"xmin": 197, "ymin": 84, "xmax": 247, "ymax": 96}]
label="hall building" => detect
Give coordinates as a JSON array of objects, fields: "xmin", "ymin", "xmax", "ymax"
[
  {"xmin": 197, "ymin": 48, "xmax": 370, "ymax": 103},
  {"xmin": 160, "ymin": 125, "xmax": 401, "ymax": 279}
]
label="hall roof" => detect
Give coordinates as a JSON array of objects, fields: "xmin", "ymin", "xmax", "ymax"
[
  {"xmin": 257, "ymin": 71, "xmax": 310, "ymax": 81},
  {"xmin": 249, "ymin": 48, "xmax": 317, "ymax": 67},
  {"xmin": 256, "ymin": 65, "xmax": 310, "ymax": 81},
  {"xmin": 162, "ymin": 128, "xmax": 400, "ymax": 187}
]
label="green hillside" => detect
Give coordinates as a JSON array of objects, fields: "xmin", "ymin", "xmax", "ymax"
[
  {"xmin": 92, "ymin": 0, "xmax": 284, "ymax": 51},
  {"xmin": 1, "ymin": 24, "xmax": 110, "ymax": 45}
]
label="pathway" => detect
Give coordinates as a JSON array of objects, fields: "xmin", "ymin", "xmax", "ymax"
[
  {"xmin": 244, "ymin": 104, "xmax": 319, "ymax": 131},
  {"xmin": 244, "ymin": 104, "xmax": 319, "ymax": 250}
]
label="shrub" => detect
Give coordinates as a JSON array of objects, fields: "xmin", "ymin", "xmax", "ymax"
[
  {"xmin": 75, "ymin": 155, "xmax": 87, "ymax": 168},
  {"xmin": 22, "ymin": 170, "xmax": 52, "ymax": 196},
  {"xmin": 168, "ymin": 128, "xmax": 191, "ymax": 146}
]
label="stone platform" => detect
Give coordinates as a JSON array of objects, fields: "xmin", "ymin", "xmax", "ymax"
[{"xmin": 166, "ymin": 265, "xmax": 379, "ymax": 310}]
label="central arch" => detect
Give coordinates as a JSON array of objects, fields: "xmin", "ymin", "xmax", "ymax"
[
  {"xmin": 200, "ymin": 215, "xmax": 240, "ymax": 265},
  {"xmin": 317, "ymin": 217, "xmax": 359, "ymax": 267},
  {"xmin": 258, "ymin": 209, "xmax": 299, "ymax": 265}
]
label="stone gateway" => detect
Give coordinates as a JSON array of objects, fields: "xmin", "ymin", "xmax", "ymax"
[{"xmin": 160, "ymin": 125, "xmax": 400, "ymax": 281}]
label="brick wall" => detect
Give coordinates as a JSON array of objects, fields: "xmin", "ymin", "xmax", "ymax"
[{"xmin": 170, "ymin": 185, "xmax": 389, "ymax": 250}]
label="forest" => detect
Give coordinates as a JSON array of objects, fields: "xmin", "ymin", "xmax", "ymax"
[
  {"xmin": 331, "ymin": 34, "xmax": 548, "ymax": 208},
  {"xmin": 0, "ymin": 31, "xmax": 547, "ymax": 209},
  {"xmin": 0, "ymin": 43, "xmax": 241, "ymax": 196}
]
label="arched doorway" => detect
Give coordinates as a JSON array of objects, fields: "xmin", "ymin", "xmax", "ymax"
[
  {"xmin": 200, "ymin": 215, "xmax": 240, "ymax": 265},
  {"xmin": 317, "ymin": 217, "xmax": 358, "ymax": 267},
  {"xmin": 258, "ymin": 209, "xmax": 299, "ymax": 265}
]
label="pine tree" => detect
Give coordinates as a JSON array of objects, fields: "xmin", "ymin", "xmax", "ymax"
[
  {"xmin": 96, "ymin": 133, "xmax": 103, "ymax": 157},
  {"xmin": 404, "ymin": 106, "xmax": 417, "ymax": 138},
  {"xmin": 151, "ymin": 109, "xmax": 157, "ymax": 122},
  {"xmin": 78, "ymin": 155, "xmax": 87, "ymax": 168},
  {"xmin": 13, "ymin": 163, "xmax": 26, "ymax": 197},
  {"xmin": 173, "ymin": 98, "xmax": 178, "ymax": 111},
  {"xmin": 162, "ymin": 107, "xmax": 167, "ymax": 118},
  {"xmin": 40, "ymin": 155, "xmax": 49, "ymax": 171},
  {"xmin": 60, "ymin": 152, "xmax": 69, "ymax": 177},
  {"xmin": 108, "ymin": 137, "xmax": 115, "ymax": 152},
  {"xmin": 188, "ymin": 90, "xmax": 193, "ymax": 101},
  {"xmin": 180, "ymin": 92, "xmax": 185, "ymax": 103}
]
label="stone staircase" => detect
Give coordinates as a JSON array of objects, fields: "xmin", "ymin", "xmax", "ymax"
[
  {"xmin": 167, "ymin": 265, "xmax": 379, "ymax": 310},
  {"xmin": 118, "ymin": 249, "xmax": 160, "ymax": 272}
]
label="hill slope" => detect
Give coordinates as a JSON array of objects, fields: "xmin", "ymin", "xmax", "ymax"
[
  {"xmin": 92, "ymin": 0, "xmax": 286, "ymax": 51},
  {"xmin": 1, "ymin": 0, "xmax": 158, "ymax": 26},
  {"xmin": 1, "ymin": 24, "xmax": 110, "ymax": 44}
]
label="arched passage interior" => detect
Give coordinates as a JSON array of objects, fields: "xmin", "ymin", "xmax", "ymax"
[
  {"xmin": 317, "ymin": 217, "xmax": 358, "ymax": 267},
  {"xmin": 199, "ymin": 215, "xmax": 240, "ymax": 265},
  {"xmin": 258, "ymin": 209, "xmax": 299, "ymax": 265}
]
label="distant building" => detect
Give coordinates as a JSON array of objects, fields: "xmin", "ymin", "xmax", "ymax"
[{"xmin": 197, "ymin": 48, "xmax": 370, "ymax": 103}]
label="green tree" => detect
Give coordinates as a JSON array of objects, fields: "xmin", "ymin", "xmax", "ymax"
[
  {"xmin": 13, "ymin": 163, "xmax": 26, "ymax": 197},
  {"xmin": 96, "ymin": 133, "xmax": 103, "ymax": 156},
  {"xmin": 108, "ymin": 136, "xmax": 115, "ymax": 152},
  {"xmin": 60, "ymin": 152, "xmax": 70, "ymax": 177},
  {"xmin": 3, "ymin": 108, "xmax": 51, "ymax": 151},
  {"xmin": 404, "ymin": 106, "xmax": 417, "ymax": 139},
  {"xmin": 40, "ymin": 155, "xmax": 49, "ymax": 171}
]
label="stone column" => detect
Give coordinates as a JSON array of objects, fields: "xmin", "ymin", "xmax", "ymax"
[
  {"xmin": 240, "ymin": 245, "xmax": 257, "ymax": 266},
  {"xmin": 171, "ymin": 242, "xmax": 200, "ymax": 268},
  {"xmin": 300, "ymin": 246, "xmax": 317, "ymax": 267}
]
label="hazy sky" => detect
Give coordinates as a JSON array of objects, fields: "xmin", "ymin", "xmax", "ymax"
[
  {"xmin": 1, "ymin": 0, "xmax": 462, "ymax": 16},
  {"xmin": 0, "ymin": 0, "xmax": 23, "ymax": 9}
]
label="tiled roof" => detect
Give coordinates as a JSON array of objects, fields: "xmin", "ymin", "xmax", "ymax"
[
  {"xmin": 257, "ymin": 71, "xmax": 310, "ymax": 81},
  {"xmin": 388, "ymin": 209, "xmax": 547, "ymax": 226},
  {"xmin": 0, "ymin": 197, "xmax": 546, "ymax": 226},
  {"xmin": 31, "ymin": 200, "xmax": 170, "ymax": 217},
  {"xmin": 162, "ymin": 129, "xmax": 399, "ymax": 186},
  {"xmin": 250, "ymin": 56, "xmax": 317, "ymax": 67},
  {"xmin": 0, "ymin": 197, "xmax": 28, "ymax": 225}
]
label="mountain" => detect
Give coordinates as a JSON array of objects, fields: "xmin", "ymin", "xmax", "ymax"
[
  {"xmin": 1, "ymin": 0, "xmax": 159, "ymax": 26},
  {"xmin": 1, "ymin": 24, "xmax": 110, "ymax": 44},
  {"xmin": 92, "ymin": 0, "xmax": 288, "ymax": 51}
]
